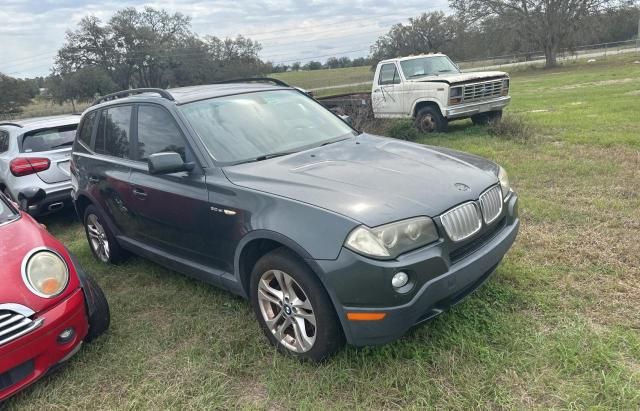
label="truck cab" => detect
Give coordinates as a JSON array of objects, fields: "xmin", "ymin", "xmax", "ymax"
[{"xmin": 372, "ymin": 54, "xmax": 511, "ymax": 132}]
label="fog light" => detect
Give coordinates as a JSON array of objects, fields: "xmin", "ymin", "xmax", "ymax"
[
  {"xmin": 391, "ymin": 272, "xmax": 409, "ymax": 288},
  {"xmin": 57, "ymin": 328, "xmax": 75, "ymax": 344}
]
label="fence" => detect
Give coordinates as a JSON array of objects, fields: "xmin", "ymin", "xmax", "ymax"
[{"xmin": 458, "ymin": 39, "xmax": 640, "ymax": 71}]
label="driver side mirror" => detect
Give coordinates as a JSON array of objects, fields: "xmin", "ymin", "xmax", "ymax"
[
  {"xmin": 148, "ymin": 152, "xmax": 195, "ymax": 175},
  {"xmin": 17, "ymin": 187, "xmax": 46, "ymax": 211}
]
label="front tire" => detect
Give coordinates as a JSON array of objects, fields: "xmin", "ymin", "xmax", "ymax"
[
  {"xmin": 83, "ymin": 274, "xmax": 110, "ymax": 343},
  {"xmin": 415, "ymin": 106, "xmax": 448, "ymax": 133},
  {"xmin": 83, "ymin": 205, "xmax": 127, "ymax": 264},
  {"xmin": 250, "ymin": 248, "xmax": 345, "ymax": 361}
]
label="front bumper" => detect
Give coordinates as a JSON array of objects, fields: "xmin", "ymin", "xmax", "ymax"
[
  {"xmin": 445, "ymin": 96, "xmax": 511, "ymax": 120},
  {"xmin": 315, "ymin": 193, "xmax": 519, "ymax": 347},
  {"xmin": 0, "ymin": 289, "xmax": 88, "ymax": 401}
]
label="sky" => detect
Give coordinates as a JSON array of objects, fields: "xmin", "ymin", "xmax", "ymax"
[{"xmin": 0, "ymin": 0, "xmax": 449, "ymax": 79}]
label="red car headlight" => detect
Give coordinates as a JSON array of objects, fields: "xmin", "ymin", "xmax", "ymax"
[{"xmin": 22, "ymin": 248, "xmax": 69, "ymax": 298}]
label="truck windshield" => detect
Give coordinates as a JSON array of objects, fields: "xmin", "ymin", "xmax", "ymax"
[
  {"xmin": 400, "ymin": 56, "xmax": 460, "ymax": 79},
  {"xmin": 180, "ymin": 90, "xmax": 355, "ymax": 164}
]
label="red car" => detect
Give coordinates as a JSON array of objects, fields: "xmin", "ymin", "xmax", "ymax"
[{"xmin": 0, "ymin": 188, "xmax": 109, "ymax": 403}]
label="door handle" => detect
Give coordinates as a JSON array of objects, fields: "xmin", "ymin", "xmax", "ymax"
[
  {"xmin": 88, "ymin": 176, "xmax": 100, "ymax": 183},
  {"xmin": 132, "ymin": 188, "xmax": 147, "ymax": 199}
]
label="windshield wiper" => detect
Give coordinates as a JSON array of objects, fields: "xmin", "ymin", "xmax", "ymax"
[
  {"xmin": 50, "ymin": 141, "xmax": 74, "ymax": 149},
  {"xmin": 237, "ymin": 150, "xmax": 297, "ymax": 164}
]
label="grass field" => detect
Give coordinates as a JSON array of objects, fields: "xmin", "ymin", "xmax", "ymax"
[{"xmin": 5, "ymin": 55, "xmax": 640, "ymax": 409}]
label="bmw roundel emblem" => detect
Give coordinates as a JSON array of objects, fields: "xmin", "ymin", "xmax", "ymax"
[{"xmin": 454, "ymin": 183, "xmax": 471, "ymax": 191}]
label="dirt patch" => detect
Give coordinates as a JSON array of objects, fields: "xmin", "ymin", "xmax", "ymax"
[{"xmin": 624, "ymin": 89, "xmax": 640, "ymax": 96}]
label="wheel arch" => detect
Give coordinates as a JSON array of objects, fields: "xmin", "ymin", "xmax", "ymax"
[
  {"xmin": 234, "ymin": 230, "xmax": 314, "ymax": 299},
  {"xmin": 412, "ymin": 99, "xmax": 444, "ymax": 118}
]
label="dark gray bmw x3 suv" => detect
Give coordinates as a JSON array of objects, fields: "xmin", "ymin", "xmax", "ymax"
[{"xmin": 71, "ymin": 80, "xmax": 519, "ymax": 361}]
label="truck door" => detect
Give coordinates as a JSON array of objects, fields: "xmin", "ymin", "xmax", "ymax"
[{"xmin": 372, "ymin": 63, "xmax": 404, "ymax": 117}]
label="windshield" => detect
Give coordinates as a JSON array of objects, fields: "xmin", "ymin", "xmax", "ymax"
[
  {"xmin": 179, "ymin": 90, "xmax": 355, "ymax": 164},
  {"xmin": 0, "ymin": 196, "xmax": 18, "ymax": 224},
  {"xmin": 400, "ymin": 56, "xmax": 460, "ymax": 79},
  {"xmin": 21, "ymin": 125, "xmax": 77, "ymax": 153}
]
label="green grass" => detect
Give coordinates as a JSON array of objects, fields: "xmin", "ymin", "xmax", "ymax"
[
  {"xmin": 6, "ymin": 55, "xmax": 640, "ymax": 410},
  {"xmin": 271, "ymin": 66, "xmax": 372, "ymax": 90}
]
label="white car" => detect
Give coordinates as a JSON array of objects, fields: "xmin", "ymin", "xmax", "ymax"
[{"xmin": 0, "ymin": 115, "xmax": 79, "ymax": 215}]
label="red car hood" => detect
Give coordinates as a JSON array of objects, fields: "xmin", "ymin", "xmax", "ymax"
[{"xmin": 0, "ymin": 213, "xmax": 80, "ymax": 313}]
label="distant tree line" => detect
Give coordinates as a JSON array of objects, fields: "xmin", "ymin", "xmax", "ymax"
[
  {"xmin": 372, "ymin": 2, "xmax": 640, "ymax": 68},
  {"xmin": 1, "ymin": 3, "xmax": 638, "ymax": 115}
]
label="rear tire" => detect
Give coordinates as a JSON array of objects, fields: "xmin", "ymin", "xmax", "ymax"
[
  {"xmin": 83, "ymin": 205, "xmax": 127, "ymax": 264},
  {"xmin": 415, "ymin": 106, "xmax": 448, "ymax": 133},
  {"xmin": 472, "ymin": 110, "xmax": 502, "ymax": 125},
  {"xmin": 250, "ymin": 248, "xmax": 345, "ymax": 361},
  {"xmin": 83, "ymin": 274, "xmax": 110, "ymax": 343}
]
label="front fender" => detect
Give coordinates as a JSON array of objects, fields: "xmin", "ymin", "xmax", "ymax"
[{"xmin": 410, "ymin": 98, "xmax": 445, "ymax": 117}]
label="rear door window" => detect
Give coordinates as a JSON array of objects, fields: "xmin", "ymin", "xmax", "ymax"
[
  {"xmin": 95, "ymin": 106, "xmax": 132, "ymax": 159},
  {"xmin": 136, "ymin": 105, "xmax": 188, "ymax": 162},
  {"xmin": 21, "ymin": 126, "xmax": 77, "ymax": 153}
]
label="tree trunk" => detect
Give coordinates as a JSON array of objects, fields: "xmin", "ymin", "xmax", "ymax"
[{"xmin": 544, "ymin": 44, "xmax": 558, "ymax": 68}]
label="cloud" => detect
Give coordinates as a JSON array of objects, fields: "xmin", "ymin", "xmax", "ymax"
[{"xmin": 0, "ymin": 0, "xmax": 449, "ymax": 78}]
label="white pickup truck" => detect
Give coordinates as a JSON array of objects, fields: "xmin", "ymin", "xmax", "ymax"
[{"xmin": 319, "ymin": 53, "xmax": 511, "ymax": 133}]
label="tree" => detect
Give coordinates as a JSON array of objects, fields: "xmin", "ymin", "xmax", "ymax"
[
  {"xmin": 303, "ymin": 61, "xmax": 323, "ymax": 70},
  {"xmin": 450, "ymin": 0, "xmax": 612, "ymax": 67},
  {"xmin": 55, "ymin": 8, "xmax": 269, "ymax": 89},
  {"xmin": 291, "ymin": 61, "xmax": 302, "ymax": 71},
  {"xmin": 47, "ymin": 67, "xmax": 118, "ymax": 109},
  {"xmin": 0, "ymin": 74, "xmax": 33, "ymax": 115},
  {"xmin": 370, "ymin": 12, "xmax": 457, "ymax": 66}
]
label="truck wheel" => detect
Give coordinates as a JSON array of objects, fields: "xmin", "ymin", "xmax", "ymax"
[
  {"xmin": 250, "ymin": 247, "xmax": 345, "ymax": 362},
  {"xmin": 472, "ymin": 110, "xmax": 502, "ymax": 126},
  {"xmin": 83, "ymin": 274, "xmax": 110, "ymax": 343},
  {"xmin": 415, "ymin": 106, "xmax": 448, "ymax": 133}
]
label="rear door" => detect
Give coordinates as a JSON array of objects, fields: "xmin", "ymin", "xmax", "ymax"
[
  {"xmin": 128, "ymin": 104, "xmax": 214, "ymax": 267},
  {"xmin": 87, "ymin": 105, "xmax": 137, "ymax": 237},
  {"xmin": 20, "ymin": 125, "xmax": 77, "ymax": 184}
]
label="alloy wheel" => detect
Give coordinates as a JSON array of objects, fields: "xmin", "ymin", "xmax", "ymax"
[
  {"xmin": 86, "ymin": 214, "xmax": 110, "ymax": 263},
  {"xmin": 257, "ymin": 269, "xmax": 317, "ymax": 353}
]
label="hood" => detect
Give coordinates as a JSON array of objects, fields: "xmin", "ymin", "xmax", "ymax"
[
  {"xmin": 0, "ymin": 213, "xmax": 80, "ymax": 313},
  {"xmin": 407, "ymin": 71, "xmax": 507, "ymax": 85},
  {"xmin": 223, "ymin": 134, "xmax": 499, "ymax": 227}
]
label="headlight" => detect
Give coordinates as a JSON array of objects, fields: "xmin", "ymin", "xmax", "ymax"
[
  {"xmin": 449, "ymin": 87, "xmax": 463, "ymax": 105},
  {"xmin": 501, "ymin": 78, "xmax": 510, "ymax": 96},
  {"xmin": 498, "ymin": 166, "xmax": 510, "ymax": 199},
  {"xmin": 345, "ymin": 217, "xmax": 439, "ymax": 259},
  {"xmin": 22, "ymin": 249, "xmax": 69, "ymax": 298}
]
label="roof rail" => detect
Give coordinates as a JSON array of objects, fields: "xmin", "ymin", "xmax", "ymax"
[
  {"xmin": 0, "ymin": 122, "xmax": 23, "ymax": 128},
  {"xmin": 92, "ymin": 88, "xmax": 175, "ymax": 106},
  {"xmin": 213, "ymin": 77, "xmax": 291, "ymax": 88}
]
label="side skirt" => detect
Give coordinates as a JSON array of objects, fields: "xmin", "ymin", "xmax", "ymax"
[{"xmin": 117, "ymin": 236, "xmax": 244, "ymax": 297}]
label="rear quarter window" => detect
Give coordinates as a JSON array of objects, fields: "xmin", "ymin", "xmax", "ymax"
[
  {"xmin": 21, "ymin": 125, "xmax": 77, "ymax": 153},
  {"xmin": 0, "ymin": 130, "xmax": 9, "ymax": 153},
  {"xmin": 77, "ymin": 111, "xmax": 97, "ymax": 148}
]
